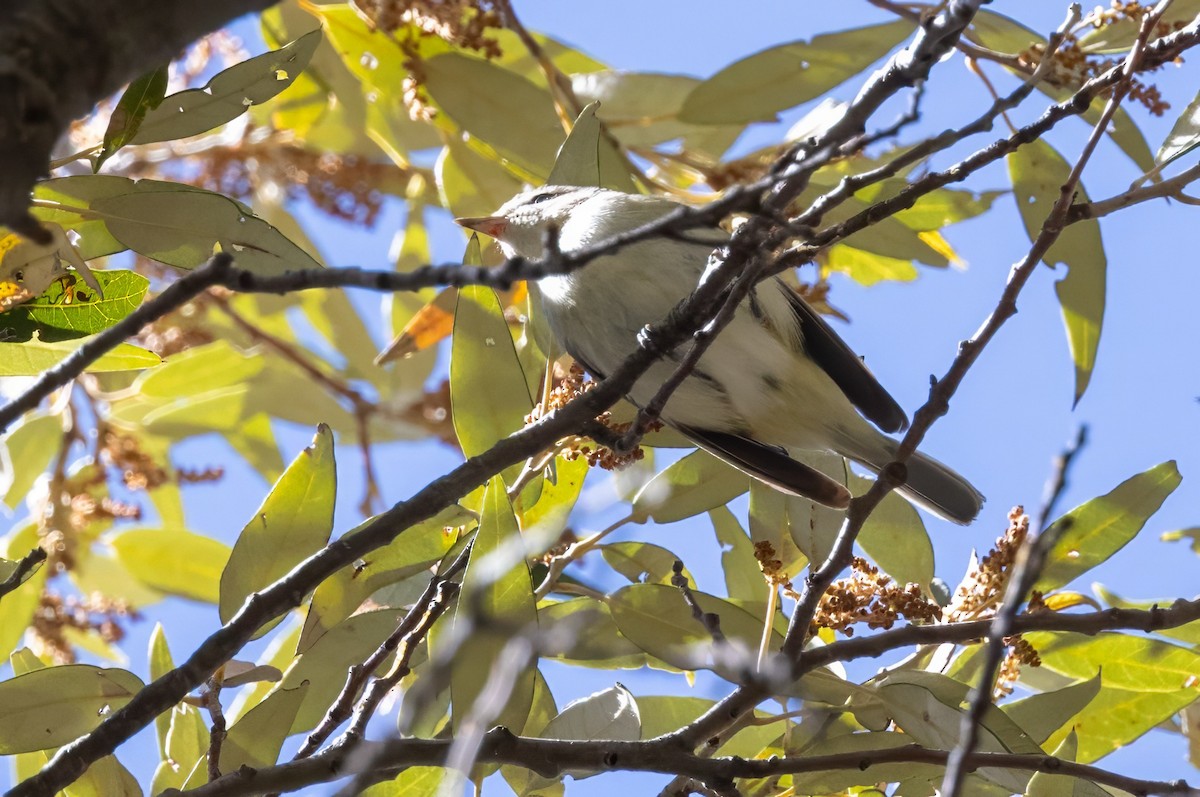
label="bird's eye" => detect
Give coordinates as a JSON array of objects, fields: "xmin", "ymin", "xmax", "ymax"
[{"xmin": 528, "ymin": 191, "xmax": 555, "ymax": 205}]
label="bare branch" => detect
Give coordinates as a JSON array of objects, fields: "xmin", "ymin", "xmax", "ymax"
[{"xmin": 169, "ymin": 731, "xmax": 1200, "ymax": 797}]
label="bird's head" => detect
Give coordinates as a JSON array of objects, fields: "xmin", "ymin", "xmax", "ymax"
[{"xmin": 455, "ymin": 185, "xmax": 602, "ymax": 258}]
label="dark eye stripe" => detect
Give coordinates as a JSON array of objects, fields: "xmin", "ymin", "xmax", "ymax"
[{"xmin": 528, "ymin": 191, "xmax": 555, "ymax": 204}]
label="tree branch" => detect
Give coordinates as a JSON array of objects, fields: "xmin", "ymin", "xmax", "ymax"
[{"xmin": 169, "ymin": 731, "xmax": 1199, "ymax": 797}]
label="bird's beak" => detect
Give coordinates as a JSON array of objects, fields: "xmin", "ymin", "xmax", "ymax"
[{"xmin": 455, "ymin": 215, "xmax": 507, "ymax": 239}]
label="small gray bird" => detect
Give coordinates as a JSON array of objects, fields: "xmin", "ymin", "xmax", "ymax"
[{"xmin": 458, "ymin": 186, "xmax": 983, "ymax": 525}]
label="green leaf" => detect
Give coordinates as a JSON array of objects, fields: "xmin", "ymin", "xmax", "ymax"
[
  {"xmin": 1008, "ymin": 139, "xmax": 1106, "ymax": 403},
  {"xmin": 97, "ymin": 65, "xmax": 169, "ymax": 170},
  {"xmin": 825, "ymin": 244, "xmax": 917, "ymax": 285},
  {"xmin": 680, "ymin": 21, "xmax": 913, "ymax": 124},
  {"xmin": 601, "ymin": 541, "xmax": 692, "ymax": 586},
  {"xmin": 275, "ymin": 608, "xmax": 404, "ymax": 734},
  {"xmin": 18, "ymin": 270, "xmax": 148, "ymax": 335},
  {"xmin": 966, "ymin": 10, "xmax": 1043, "ymax": 55},
  {"xmin": 547, "ymin": 102, "xmax": 634, "ymax": 191},
  {"xmin": 1027, "ymin": 631, "xmax": 1200, "ymax": 693},
  {"xmin": 1, "ymin": 414, "xmax": 61, "ymax": 509},
  {"xmin": 540, "ymin": 684, "xmax": 639, "ymax": 779},
  {"xmin": 785, "ymin": 451, "xmax": 845, "ymax": 565},
  {"xmin": 0, "ymin": 334, "xmax": 160, "ymax": 376},
  {"xmin": 632, "ymin": 450, "xmax": 749, "ymax": 524},
  {"xmin": 539, "ymin": 598, "xmax": 644, "ymax": 666},
  {"xmin": 423, "ymin": 52, "xmax": 563, "ymax": 178},
  {"xmin": 0, "ymin": 538, "xmax": 47, "ymax": 659},
  {"xmin": 92, "ymin": 182, "xmax": 322, "ymax": 275},
  {"xmin": 1157, "ymin": 89, "xmax": 1200, "ymax": 167},
  {"xmin": 220, "ymin": 682, "xmax": 310, "ymax": 772},
  {"xmin": 110, "ymin": 527, "xmax": 231, "ymax": 603},
  {"xmin": 452, "ymin": 478, "xmax": 538, "ymax": 733},
  {"xmin": 1029, "ymin": 631, "xmax": 1200, "ymax": 762},
  {"xmin": 709, "ymin": 507, "xmax": 767, "ymax": 603},
  {"xmin": 450, "ymin": 258, "xmax": 533, "ymax": 461},
  {"xmin": 132, "ymin": 31, "xmax": 321, "ymax": 145},
  {"xmin": 748, "ymin": 478, "xmax": 807, "ymax": 579},
  {"xmin": 1026, "ymin": 730, "xmax": 1106, "ymax": 797},
  {"xmin": 1035, "ymin": 461, "xmax": 1180, "ymax": 591},
  {"xmin": 220, "ymin": 425, "xmax": 336, "ymax": 631},
  {"xmin": 65, "ymin": 754, "xmax": 142, "ymax": 797},
  {"xmin": 436, "ymin": 137, "xmax": 525, "ymax": 222},
  {"xmin": 571, "ymin": 71, "xmax": 744, "ymax": 158},
  {"xmin": 1003, "ymin": 674, "xmax": 1101, "ymax": 745},
  {"xmin": 360, "ymin": 768, "xmax": 446, "ymax": 797},
  {"xmin": 0, "ymin": 665, "xmax": 145, "ymax": 753},
  {"xmin": 31, "ymin": 176, "xmax": 129, "ymax": 260},
  {"xmin": 608, "ymin": 583, "xmax": 778, "ymax": 675},
  {"xmin": 148, "ymin": 624, "xmax": 175, "ymax": 756},
  {"xmin": 150, "ymin": 704, "xmax": 208, "ymax": 795},
  {"xmin": 851, "ymin": 471, "xmax": 934, "ymax": 590},
  {"xmin": 299, "ymin": 507, "xmax": 465, "ymax": 652}
]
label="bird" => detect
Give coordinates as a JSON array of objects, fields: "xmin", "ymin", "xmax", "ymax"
[{"xmin": 456, "ymin": 185, "xmax": 983, "ymax": 525}]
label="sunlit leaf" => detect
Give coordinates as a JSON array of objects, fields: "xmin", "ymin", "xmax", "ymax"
[
  {"xmin": 110, "ymin": 527, "xmax": 231, "ymax": 603},
  {"xmin": 571, "ymin": 71, "xmax": 744, "ymax": 158},
  {"xmin": 299, "ymin": 507, "xmax": 464, "ymax": 652},
  {"xmin": 220, "ymin": 682, "xmax": 310, "ymax": 771},
  {"xmin": 92, "ymin": 182, "xmax": 322, "ymax": 275},
  {"xmin": 0, "ymin": 334, "xmax": 159, "ymax": 376},
  {"xmin": 452, "ymin": 478, "xmax": 537, "ymax": 733},
  {"xmin": 423, "ymin": 52, "xmax": 563, "ymax": 178},
  {"xmin": 97, "ymin": 65, "xmax": 169, "ymax": 170},
  {"xmin": 1157, "ymin": 89, "xmax": 1200, "ymax": 166},
  {"xmin": 632, "ymin": 450, "xmax": 749, "ymax": 524},
  {"xmin": 13, "ymin": 270, "xmax": 147, "ymax": 336},
  {"xmin": 540, "ymin": 684, "xmax": 639, "ymax": 780},
  {"xmin": 1092, "ymin": 583, "xmax": 1200, "ymax": 645},
  {"xmin": 601, "ymin": 541, "xmax": 692, "ymax": 587},
  {"xmin": 1003, "ymin": 674, "xmax": 1101, "ymax": 745},
  {"xmin": 437, "ymin": 137, "xmax": 525, "ymax": 221},
  {"xmin": 709, "ymin": 507, "xmax": 767, "ymax": 603},
  {"xmin": 1008, "ymin": 139, "xmax": 1106, "ymax": 403},
  {"xmin": 150, "ymin": 703, "xmax": 208, "ymax": 795},
  {"xmin": 851, "ymin": 471, "xmax": 934, "ymax": 590},
  {"xmin": 132, "ymin": 31, "xmax": 321, "ymax": 145},
  {"xmin": 547, "ymin": 102, "xmax": 634, "ymax": 191},
  {"xmin": 450, "ymin": 244, "xmax": 533, "ymax": 462},
  {"xmin": 1035, "ymin": 461, "xmax": 1180, "ymax": 591},
  {"xmin": 1, "ymin": 414, "xmax": 60, "ymax": 509},
  {"xmin": 680, "ymin": 21, "xmax": 913, "ymax": 124},
  {"xmin": 148, "ymin": 624, "xmax": 175, "ymax": 756},
  {"xmin": 0, "ymin": 665, "xmax": 144, "ymax": 753},
  {"xmin": 220, "ymin": 425, "xmax": 336, "ymax": 633}
]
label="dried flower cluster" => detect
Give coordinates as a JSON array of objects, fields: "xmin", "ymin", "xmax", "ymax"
[
  {"xmin": 197, "ymin": 143, "xmax": 391, "ymax": 227},
  {"xmin": 351, "ymin": 0, "xmax": 506, "ymax": 121},
  {"xmin": 352, "ymin": 0, "xmax": 504, "ymax": 55},
  {"xmin": 30, "ymin": 592, "xmax": 138, "ymax": 665},
  {"xmin": 525, "ymin": 363, "xmax": 655, "ymax": 470},
  {"xmin": 132, "ymin": 300, "xmax": 215, "ymax": 358},
  {"xmin": 994, "ymin": 635, "xmax": 1043, "ymax": 698},
  {"xmin": 945, "ymin": 507, "xmax": 1030, "ymax": 622},
  {"xmin": 1020, "ymin": 1, "xmax": 1185, "ymax": 117},
  {"xmin": 753, "ymin": 540, "xmax": 794, "ymax": 594},
  {"xmin": 812, "ymin": 557, "xmax": 941, "ymax": 637},
  {"xmin": 102, "ymin": 431, "xmax": 171, "ymax": 491}
]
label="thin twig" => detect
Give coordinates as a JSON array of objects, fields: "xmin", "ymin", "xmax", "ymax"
[
  {"xmin": 202, "ymin": 680, "xmax": 227, "ymax": 783},
  {"xmin": 1037, "ymin": 425, "xmax": 1089, "ymax": 532},
  {"xmin": 942, "ymin": 6, "xmax": 1172, "ymax": 793}
]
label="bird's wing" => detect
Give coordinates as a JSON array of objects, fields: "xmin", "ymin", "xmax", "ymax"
[
  {"xmin": 774, "ymin": 279, "xmax": 909, "ymax": 434},
  {"xmin": 680, "ymin": 426, "xmax": 851, "ymax": 509}
]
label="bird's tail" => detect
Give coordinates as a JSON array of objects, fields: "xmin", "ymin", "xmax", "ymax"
[{"xmin": 835, "ymin": 430, "xmax": 984, "ymax": 525}]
